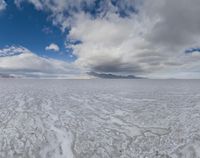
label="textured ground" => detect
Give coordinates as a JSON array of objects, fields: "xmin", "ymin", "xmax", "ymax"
[{"xmin": 0, "ymin": 79, "xmax": 200, "ymax": 158}]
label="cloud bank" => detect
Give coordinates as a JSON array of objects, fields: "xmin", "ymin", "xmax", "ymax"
[{"xmin": 0, "ymin": 46, "xmax": 85, "ymax": 78}]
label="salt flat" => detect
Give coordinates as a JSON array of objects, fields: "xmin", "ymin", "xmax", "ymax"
[{"xmin": 0, "ymin": 79, "xmax": 200, "ymax": 158}]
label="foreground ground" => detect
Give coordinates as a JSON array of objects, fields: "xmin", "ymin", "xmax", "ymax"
[{"xmin": 0, "ymin": 79, "xmax": 200, "ymax": 158}]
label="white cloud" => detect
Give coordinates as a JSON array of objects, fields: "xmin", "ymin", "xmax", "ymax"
[
  {"xmin": 0, "ymin": 0, "xmax": 6, "ymax": 11},
  {"xmin": 45, "ymin": 43, "xmax": 60, "ymax": 52},
  {"xmin": 12, "ymin": 0, "xmax": 200, "ymax": 78},
  {"xmin": 0, "ymin": 46, "xmax": 87, "ymax": 78},
  {"xmin": 0, "ymin": 45, "xmax": 30, "ymax": 57}
]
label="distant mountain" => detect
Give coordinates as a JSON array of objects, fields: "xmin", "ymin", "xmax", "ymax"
[
  {"xmin": 88, "ymin": 72, "xmax": 144, "ymax": 79},
  {"xmin": 0, "ymin": 74, "xmax": 15, "ymax": 78}
]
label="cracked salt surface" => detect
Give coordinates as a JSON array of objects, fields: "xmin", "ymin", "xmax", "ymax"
[{"xmin": 0, "ymin": 79, "xmax": 200, "ymax": 158}]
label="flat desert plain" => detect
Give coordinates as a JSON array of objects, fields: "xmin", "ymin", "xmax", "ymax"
[{"xmin": 0, "ymin": 79, "xmax": 200, "ymax": 158}]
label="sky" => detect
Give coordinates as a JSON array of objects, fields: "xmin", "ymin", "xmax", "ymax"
[{"xmin": 0, "ymin": 0, "xmax": 200, "ymax": 79}]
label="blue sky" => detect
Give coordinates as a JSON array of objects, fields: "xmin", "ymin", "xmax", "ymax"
[
  {"xmin": 0, "ymin": 0, "xmax": 200, "ymax": 79},
  {"xmin": 0, "ymin": 0, "xmax": 75, "ymax": 62}
]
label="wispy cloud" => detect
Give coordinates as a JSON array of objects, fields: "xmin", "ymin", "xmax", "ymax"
[
  {"xmin": 0, "ymin": 0, "xmax": 6, "ymax": 11},
  {"xmin": 42, "ymin": 26, "xmax": 53, "ymax": 34}
]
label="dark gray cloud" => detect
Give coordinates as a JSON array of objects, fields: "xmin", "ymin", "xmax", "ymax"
[
  {"xmin": 149, "ymin": 0, "xmax": 200, "ymax": 49},
  {"xmin": 91, "ymin": 59, "xmax": 143, "ymax": 74}
]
